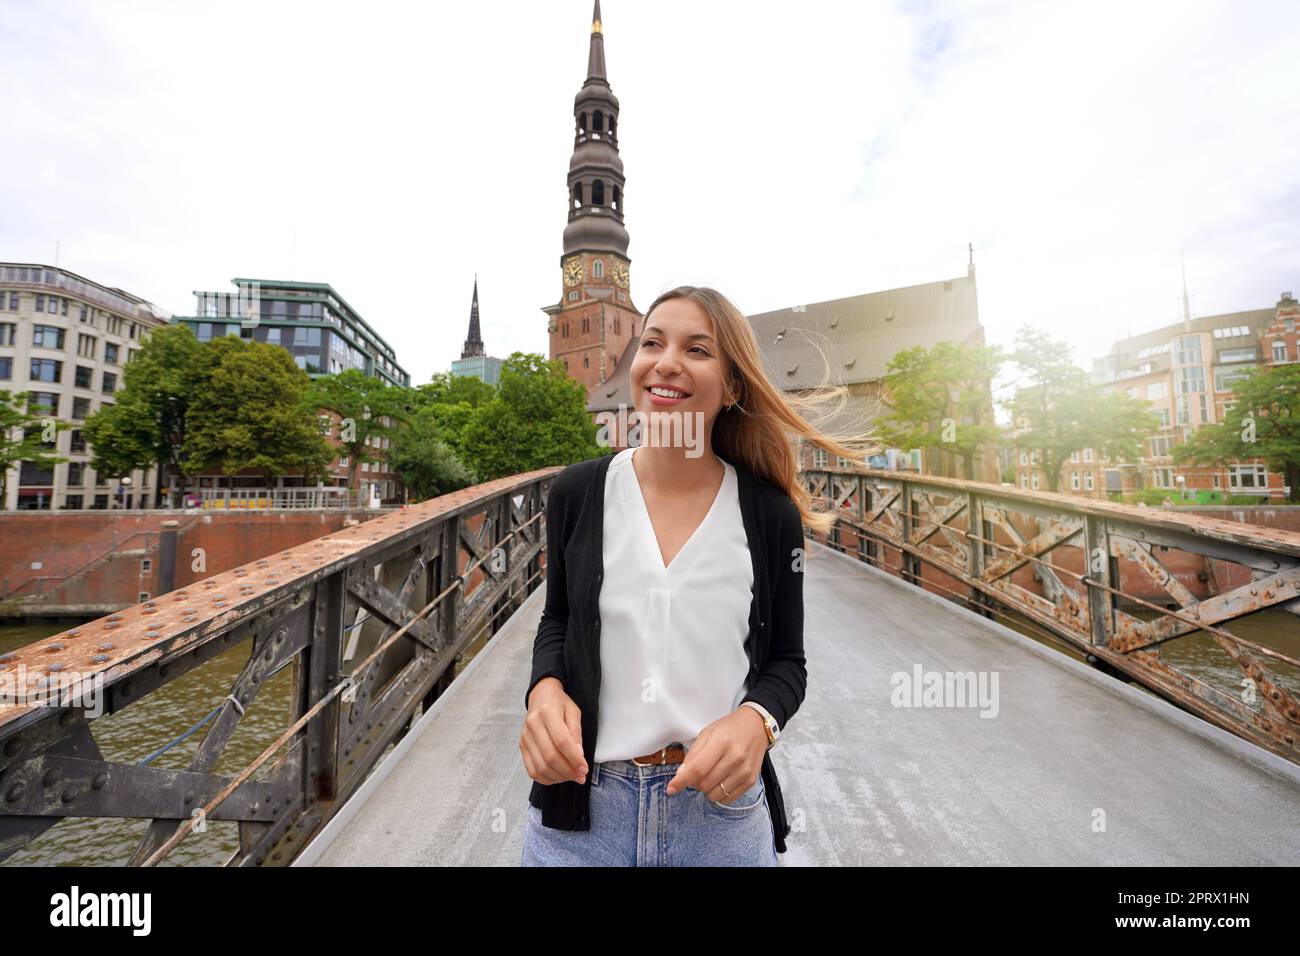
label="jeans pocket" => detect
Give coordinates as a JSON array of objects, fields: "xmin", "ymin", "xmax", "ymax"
[{"xmin": 703, "ymin": 774, "xmax": 765, "ymax": 817}]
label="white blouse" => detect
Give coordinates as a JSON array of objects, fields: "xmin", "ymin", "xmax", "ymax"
[{"xmin": 593, "ymin": 446, "xmax": 755, "ymax": 762}]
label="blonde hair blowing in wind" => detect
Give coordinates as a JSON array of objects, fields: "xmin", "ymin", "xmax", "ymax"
[{"xmin": 643, "ymin": 286, "xmax": 878, "ymax": 537}]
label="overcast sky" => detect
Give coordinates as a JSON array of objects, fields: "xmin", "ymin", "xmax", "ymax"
[{"xmin": 3, "ymin": 0, "xmax": 1297, "ymax": 384}]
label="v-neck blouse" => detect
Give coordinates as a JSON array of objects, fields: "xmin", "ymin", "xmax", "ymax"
[{"xmin": 593, "ymin": 446, "xmax": 755, "ymax": 762}]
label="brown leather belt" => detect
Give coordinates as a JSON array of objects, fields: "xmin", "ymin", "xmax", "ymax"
[{"xmin": 630, "ymin": 743, "xmax": 686, "ymax": 766}]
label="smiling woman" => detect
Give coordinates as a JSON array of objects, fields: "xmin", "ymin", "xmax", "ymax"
[{"xmin": 520, "ymin": 285, "xmax": 875, "ymax": 867}]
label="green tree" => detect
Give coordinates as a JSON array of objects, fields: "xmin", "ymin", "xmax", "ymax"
[
  {"xmin": 458, "ymin": 353, "xmax": 602, "ymax": 480},
  {"xmin": 302, "ymin": 369, "xmax": 404, "ymax": 494},
  {"xmin": 1172, "ymin": 363, "xmax": 1300, "ymax": 502},
  {"xmin": 1006, "ymin": 327, "xmax": 1160, "ymax": 492},
  {"xmin": 877, "ymin": 341, "xmax": 1004, "ymax": 480},
  {"xmin": 388, "ymin": 405, "xmax": 476, "ymax": 500},
  {"xmin": 417, "ymin": 371, "xmax": 496, "ymax": 409},
  {"xmin": 0, "ymin": 391, "xmax": 68, "ymax": 509},
  {"xmin": 183, "ymin": 337, "xmax": 333, "ymax": 484},
  {"xmin": 82, "ymin": 323, "xmax": 203, "ymax": 507}
]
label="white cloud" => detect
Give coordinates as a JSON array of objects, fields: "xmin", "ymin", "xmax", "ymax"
[{"xmin": 1, "ymin": 0, "xmax": 1296, "ymax": 382}]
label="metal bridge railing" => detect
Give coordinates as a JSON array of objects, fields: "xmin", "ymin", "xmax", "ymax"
[
  {"xmin": 801, "ymin": 467, "xmax": 1300, "ymax": 766},
  {"xmin": 0, "ymin": 466, "xmax": 560, "ymax": 866}
]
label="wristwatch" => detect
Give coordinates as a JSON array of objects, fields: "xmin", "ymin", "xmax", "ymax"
[{"xmin": 740, "ymin": 701, "xmax": 781, "ymax": 749}]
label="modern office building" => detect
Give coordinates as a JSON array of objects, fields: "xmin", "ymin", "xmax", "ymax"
[
  {"xmin": 173, "ymin": 278, "xmax": 411, "ymax": 504},
  {"xmin": 450, "ymin": 277, "xmax": 503, "ymax": 386},
  {"xmin": 0, "ymin": 262, "xmax": 169, "ymax": 510}
]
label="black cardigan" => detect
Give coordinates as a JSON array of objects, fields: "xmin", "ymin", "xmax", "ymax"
[{"xmin": 525, "ymin": 449, "xmax": 807, "ymax": 854}]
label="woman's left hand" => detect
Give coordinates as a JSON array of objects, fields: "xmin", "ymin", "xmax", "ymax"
[{"xmin": 666, "ymin": 706, "xmax": 768, "ymax": 803}]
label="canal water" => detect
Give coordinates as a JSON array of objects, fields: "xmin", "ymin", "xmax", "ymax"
[{"xmin": 3, "ymin": 602, "xmax": 1297, "ymax": 866}]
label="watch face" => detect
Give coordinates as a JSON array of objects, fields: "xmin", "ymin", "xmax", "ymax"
[
  {"xmin": 612, "ymin": 263, "xmax": 629, "ymax": 288},
  {"xmin": 563, "ymin": 258, "xmax": 583, "ymax": 287}
]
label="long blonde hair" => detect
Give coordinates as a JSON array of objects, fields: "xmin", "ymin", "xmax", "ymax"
[{"xmin": 643, "ymin": 286, "xmax": 877, "ymax": 535}]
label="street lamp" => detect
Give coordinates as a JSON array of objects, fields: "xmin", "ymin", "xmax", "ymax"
[{"xmin": 1175, "ymin": 474, "xmax": 1186, "ymax": 503}]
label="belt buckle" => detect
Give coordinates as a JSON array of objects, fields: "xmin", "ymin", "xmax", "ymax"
[{"xmin": 632, "ymin": 746, "xmax": 668, "ymax": 767}]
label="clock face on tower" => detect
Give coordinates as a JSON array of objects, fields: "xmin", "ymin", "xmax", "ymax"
[
  {"xmin": 563, "ymin": 258, "xmax": 583, "ymax": 287},
  {"xmin": 612, "ymin": 263, "xmax": 629, "ymax": 288}
]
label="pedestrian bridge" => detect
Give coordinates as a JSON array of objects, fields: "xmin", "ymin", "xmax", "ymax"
[
  {"xmin": 3, "ymin": 466, "xmax": 1297, "ymax": 866},
  {"xmin": 294, "ymin": 538, "xmax": 1300, "ymax": 867}
]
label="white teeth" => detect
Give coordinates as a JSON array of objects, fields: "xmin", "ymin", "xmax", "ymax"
[{"xmin": 649, "ymin": 386, "xmax": 686, "ymax": 398}]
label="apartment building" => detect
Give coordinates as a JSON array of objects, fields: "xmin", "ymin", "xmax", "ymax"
[
  {"xmin": 0, "ymin": 263, "xmax": 168, "ymax": 510},
  {"xmin": 1015, "ymin": 292, "xmax": 1294, "ymax": 500}
]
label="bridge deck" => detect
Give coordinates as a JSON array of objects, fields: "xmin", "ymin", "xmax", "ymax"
[{"xmin": 297, "ymin": 541, "xmax": 1300, "ymax": 866}]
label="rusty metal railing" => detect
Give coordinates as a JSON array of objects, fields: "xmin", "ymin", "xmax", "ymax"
[
  {"xmin": 801, "ymin": 468, "xmax": 1300, "ymax": 766},
  {"xmin": 0, "ymin": 467, "xmax": 560, "ymax": 865}
]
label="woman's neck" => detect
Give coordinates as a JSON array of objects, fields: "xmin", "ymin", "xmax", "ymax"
[{"xmin": 631, "ymin": 443, "xmax": 724, "ymax": 492}]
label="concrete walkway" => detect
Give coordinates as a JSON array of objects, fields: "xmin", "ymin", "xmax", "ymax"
[{"xmin": 297, "ymin": 541, "xmax": 1300, "ymax": 866}]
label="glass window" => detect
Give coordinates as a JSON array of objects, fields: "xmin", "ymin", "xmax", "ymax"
[
  {"xmin": 1084, "ymin": 472, "xmax": 1094, "ymax": 490},
  {"xmin": 1146, "ymin": 381, "xmax": 1168, "ymax": 400},
  {"xmin": 102, "ymin": 372, "xmax": 117, "ymax": 394},
  {"xmin": 0, "ymin": 322, "xmax": 13, "ymax": 345},
  {"xmin": 67, "ymin": 462, "xmax": 85, "ymax": 486},
  {"xmin": 30, "ymin": 358, "xmax": 62, "ymax": 383},
  {"xmin": 77, "ymin": 334, "xmax": 96, "ymax": 358},
  {"xmin": 1229, "ymin": 464, "xmax": 1267, "ymax": 489},
  {"xmin": 29, "ymin": 392, "xmax": 59, "ymax": 415},
  {"xmin": 7, "ymin": 293, "xmax": 16, "ymax": 311},
  {"xmin": 72, "ymin": 397, "xmax": 91, "ymax": 420},
  {"xmin": 70, "ymin": 429, "xmax": 86, "ymax": 453},
  {"xmin": 0, "ymin": 356, "xmax": 10, "ymax": 379},
  {"xmin": 1175, "ymin": 334, "xmax": 1202, "ymax": 366},
  {"xmin": 104, "ymin": 342, "xmax": 119, "ymax": 364},
  {"xmin": 32, "ymin": 324, "xmax": 65, "ymax": 349},
  {"xmin": 1176, "ymin": 365, "xmax": 1205, "ymax": 394},
  {"xmin": 1274, "ymin": 341, "xmax": 1288, "ymax": 362},
  {"xmin": 1214, "ymin": 364, "xmax": 1254, "ymax": 393}
]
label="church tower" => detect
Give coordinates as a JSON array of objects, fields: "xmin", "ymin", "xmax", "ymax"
[{"xmin": 543, "ymin": 0, "xmax": 640, "ymax": 393}]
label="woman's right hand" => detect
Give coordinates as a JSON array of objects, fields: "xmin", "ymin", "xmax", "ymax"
[{"xmin": 520, "ymin": 677, "xmax": 588, "ymax": 785}]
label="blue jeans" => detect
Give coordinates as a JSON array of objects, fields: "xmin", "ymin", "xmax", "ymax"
[{"xmin": 522, "ymin": 742, "xmax": 778, "ymax": 866}]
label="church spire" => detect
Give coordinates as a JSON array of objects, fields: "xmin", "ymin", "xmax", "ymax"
[
  {"xmin": 587, "ymin": 0, "xmax": 606, "ymax": 83},
  {"xmin": 461, "ymin": 274, "xmax": 485, "ymax": 359}
]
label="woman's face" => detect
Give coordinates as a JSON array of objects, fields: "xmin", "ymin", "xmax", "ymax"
[{"xmin": 630, "ymin": 297, "xmax": 730, "ymax": 433}]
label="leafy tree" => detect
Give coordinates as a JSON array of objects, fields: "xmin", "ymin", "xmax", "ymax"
[
  {"xmin": 1172, "ymin": 363, "xmax": 1300, "ymax": 502},
  {"xmin": 458, "ymin": 353, "xmax": 603, "ymax": 480},
  {"xmin": 0, "ymin": 391, "xmax": 68, "ymax": 508},
  {"xmin": 417, "ymin": 371, "xmax": 496, "ymax": 409},
  {"xmin": 1006, "ymin": 327, "xmax": 1160, "ymax": 492},
  {"xmin": 82, "ymin": 323, "xmax": 202, "ymax": 507},
  {"xmin": 877, "ymin": 341, "xmax": 1004, "ymax": 480},
  {"xmin": 388, "ymin": 405, "xmax": 476, "ymax": 500},
  {"xmin": 183, "ymin": 337, "xmax": 333, "ymax": 483},
  {"xmin": 301, "ymin": 369, "xmax": 404, "ymax": 494}
]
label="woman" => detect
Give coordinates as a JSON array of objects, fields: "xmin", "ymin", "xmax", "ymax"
[{"xmin": 519, "ymin": 285, "xmax": 871, "ymax": 866}]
